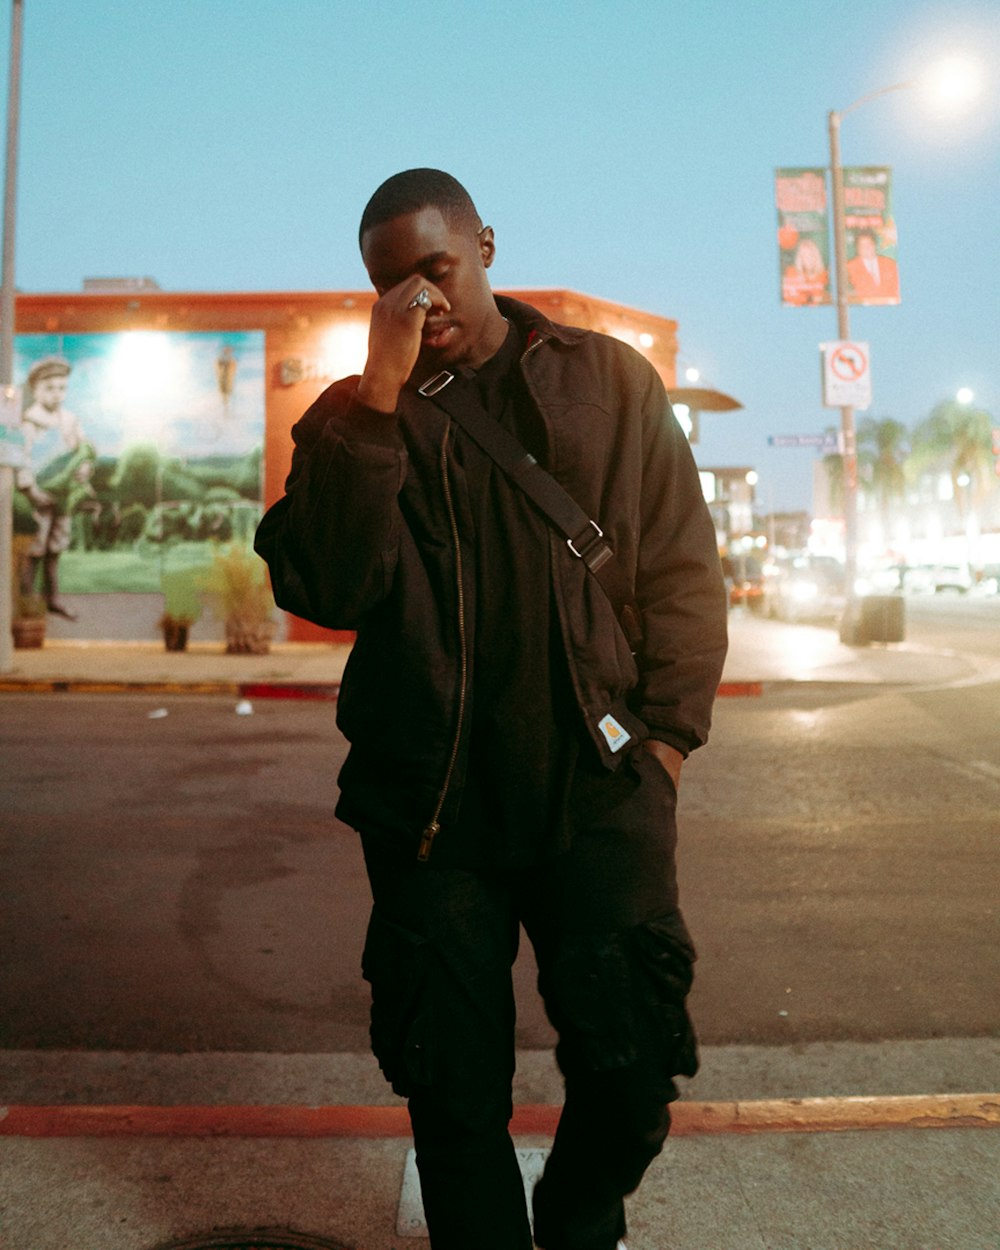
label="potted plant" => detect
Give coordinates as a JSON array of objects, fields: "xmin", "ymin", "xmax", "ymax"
[
  {"xmin": 202, "ymin": 543, "xmax": 276, "ymax": 655},
  {"xmin": 10, "ymin": 534, "xmax": 47, "ymax": 649},
  {"xmin": 12, "ymin": 590, "xmax": 47, "ymax": 649},
  {"xmin": 158, "ymin": 569, "xmax": 203, "ymax": 652}
]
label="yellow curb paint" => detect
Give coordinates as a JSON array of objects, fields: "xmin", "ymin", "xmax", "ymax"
[{"xmin": 671, "ymin": 1093, "xmax": 1000, "ymax": 1135}]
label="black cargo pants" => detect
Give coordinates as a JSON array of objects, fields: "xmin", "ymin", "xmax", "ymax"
[{"xmin": 359, "ymin": 747, "xmax": 698, "ymax": 1250}]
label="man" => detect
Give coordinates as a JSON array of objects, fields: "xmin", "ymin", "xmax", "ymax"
[
  {"xmin": 16, "ymin": 356, "xmax": 95, "ymax": 619},
  {"xmin": 846, "ymin": 229, "xmax": 900, "ymax": 303},
  {"xmin": 255, "ymin": 169, "xmax": 728, "ymax": 1250}
]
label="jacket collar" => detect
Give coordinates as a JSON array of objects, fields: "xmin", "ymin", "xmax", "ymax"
[{"xmin": 493, "ymin": 294, "xmax": 589, "ymax": 349}]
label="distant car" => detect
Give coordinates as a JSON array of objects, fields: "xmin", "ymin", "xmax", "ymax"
[
  {"xmin": 721, "ymin": 552, "xmax": 766, "ymax": 613},
  {"xmin": 974, "ymin": 565, "xmax": 1000, "ymax": 595},
  {"xmin": 932, "ymin": 564, "xmax": 973, "ymax": 594},
  {"xmin": 763, "ymin": 553, "xmax": 846, "ymax": 622},
  {"xmin": 899, "ymin": 564, "xmax": 936, "ymax": 594}
]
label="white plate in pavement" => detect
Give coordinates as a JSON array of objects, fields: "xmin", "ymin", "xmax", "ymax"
[{"xmin": 396, "ymin": 1146, "xmax": 550, "ymax": 1237}]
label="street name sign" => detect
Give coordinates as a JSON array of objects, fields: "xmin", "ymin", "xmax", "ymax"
[
  {"xmin": 821, "ymin": 340, "xmax": 871, "ymax": 410},
  {"xmin": 769, "ymin": 433, "xmax": 840, "ymax": 452}
]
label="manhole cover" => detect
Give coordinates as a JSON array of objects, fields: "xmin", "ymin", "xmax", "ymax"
[{"xmin": 154, "ymin": 1232, "xmax": 348, "ymax": 1250}]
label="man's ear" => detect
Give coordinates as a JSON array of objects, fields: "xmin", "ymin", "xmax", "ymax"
[{"xmin": 478, "ymin": 225, "xmax": 496, "ymax": 270}]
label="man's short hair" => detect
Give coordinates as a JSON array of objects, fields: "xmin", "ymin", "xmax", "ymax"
[{"xmin": 359, "ymin": 169, "xmax": 481, "ymax": 248}]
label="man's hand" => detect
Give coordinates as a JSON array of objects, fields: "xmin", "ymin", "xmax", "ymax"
[
  {"xmin": 643, "ymin": 739, "xmax": 683, "ymax": 792},
  {"xmin": 356, "ymin": 277, "xmax": 450, "ymax": 413}
]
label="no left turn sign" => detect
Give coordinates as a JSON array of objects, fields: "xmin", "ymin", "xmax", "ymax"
[{"xmin": 821, "ymin": 340, "xmax": 871, "ymax": 410}]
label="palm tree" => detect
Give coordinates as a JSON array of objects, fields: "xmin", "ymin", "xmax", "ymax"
[
  {"xmin": 857, "ymin": 416, "xmax": 909, "ymax": 543},
  {"xmin": 911, "ymin": 399, "xmax": 995, "ymax": 524},
  {"xmin": 821, "ymin": 425, "xmax": 843, "ymax": 513}
]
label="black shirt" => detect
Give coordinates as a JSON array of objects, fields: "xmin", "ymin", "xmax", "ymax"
[{"xmin": 444, "ymin": 322, "xmax": 584, "ymax": 868}]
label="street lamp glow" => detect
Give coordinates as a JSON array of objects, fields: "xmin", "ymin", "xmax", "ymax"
[
  {"xmin": 745, "ymin": 470, "xmax": 759, "ymax": 486},
  {"xmin": 684, "ymin": 367, "xmax": 700, "ymax": 383},
  {"xmin": 925, "ymin": 56, "xmax": 982, "ymax": 111},
  {"xmin": 956, "ymin": 386, "xmax": 974, "ymax": 404},
  {"xmin": 638, "ymin": 332, "xmax": 654, "ymax": 349}
]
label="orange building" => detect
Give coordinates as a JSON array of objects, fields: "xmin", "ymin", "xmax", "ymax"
[{"xmin": 14, "ymin": 287, "xmax": 678, "ymax": 641}]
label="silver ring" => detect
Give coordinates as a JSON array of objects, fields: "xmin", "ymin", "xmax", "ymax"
[{"xmin": 408, "ymin": 288, "xmax": 432, "ymax": 311}]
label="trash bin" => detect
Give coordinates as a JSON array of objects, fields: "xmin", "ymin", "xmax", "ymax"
[{"xmin": 839, "ymin": 594, "xmax": 906, "ymax": 645}]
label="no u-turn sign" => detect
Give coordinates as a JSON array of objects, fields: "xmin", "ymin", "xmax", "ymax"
[{"xmin": 821, "ymin": 340, "xmax": 871, "ymax": 410}]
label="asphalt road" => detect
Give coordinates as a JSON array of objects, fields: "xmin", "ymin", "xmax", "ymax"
[{"xmin": 2, "ymin": 600, "xmax": 999, "ymax": 1053}]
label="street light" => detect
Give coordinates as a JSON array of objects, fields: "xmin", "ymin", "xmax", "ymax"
[{"xmin": 826, "ymin": 59, "xmax": 981, "ymax": 624}]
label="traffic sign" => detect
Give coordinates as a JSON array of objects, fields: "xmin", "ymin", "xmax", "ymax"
[{"xmin": 821, "ymin": 340, "xmax": 871, "ymax": 410}]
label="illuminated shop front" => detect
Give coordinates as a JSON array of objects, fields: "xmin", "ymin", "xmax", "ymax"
[{"xmin": 11, "ymin": 288, "xmax": 677, "ymax": 641}]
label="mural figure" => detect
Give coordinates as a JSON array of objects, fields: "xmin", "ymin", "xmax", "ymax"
[{"xmin": 15, "ymin": 357, "xmax": 97, "ymax": 619}]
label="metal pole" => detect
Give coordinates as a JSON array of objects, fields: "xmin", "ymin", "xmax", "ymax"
[
  {"xmin": 827, "ymin": 107, "xmax": 859, "ymax": 611},
  {"xmin": 0, "ymin": 0, "xmax": 24, "ymax": 673}
]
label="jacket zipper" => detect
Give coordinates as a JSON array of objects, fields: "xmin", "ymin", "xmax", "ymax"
[
  {"xmin": 521, "ymin": 333, "xmax": 546, "ymax": 366},
  {"xmin": 418, "ymin": 335, "xmax": 545, "ymax": 860},
  {"xmin": 417, "ymin": 427, "xmax": 469, "ymax": 861}
]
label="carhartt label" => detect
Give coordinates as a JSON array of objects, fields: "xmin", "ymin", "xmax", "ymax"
[{"xmin": 598, "ymin": 713, "xmax": 631, "ymax": 752}]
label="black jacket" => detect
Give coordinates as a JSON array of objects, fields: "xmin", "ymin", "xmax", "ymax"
[{"xmin": 255, "ymin": 296, "xmax": 728, "ymax": 843}]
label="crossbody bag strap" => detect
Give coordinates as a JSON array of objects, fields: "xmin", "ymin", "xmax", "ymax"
[{"xmin": 416, "ymin": 369, "xmax": 642, "ymax": 649}]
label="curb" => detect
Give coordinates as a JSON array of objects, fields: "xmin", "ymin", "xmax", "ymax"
[
  {"xmin": 2, "ymin": 679, "xmax": 759, "ymax": 699},
  {"xmin": 2, "ymin": 1093, "xmax": 998, "ymax": 1139},
  {"xmin": 0, "ymin": 679, "xmax": 341, "ymax": 700}
]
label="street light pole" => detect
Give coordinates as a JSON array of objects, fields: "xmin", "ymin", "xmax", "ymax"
[
  {"xmin": 826, "ymin": 79, "xmax": 920, "ymax": 615},
  {"xmin": 0, "ymin": 0, "xmax": 24, "ymax": 674},
  {"xmin": 826, "ymin": 106, "xmax": 858, "ymax": 599}
]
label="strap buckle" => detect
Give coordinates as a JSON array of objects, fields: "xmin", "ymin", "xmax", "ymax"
[
  {"xmin": 567, "ymin": 520, "xmax": 612, "ymax": 571},
  {"xmin": 418, "ymin": 370, "xmax": 455, "ymax": 397}
]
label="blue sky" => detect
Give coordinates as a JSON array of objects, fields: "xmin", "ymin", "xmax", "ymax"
[{"xmin": 3, "ymin": 0, "xmax": 998, "ymax": 509}]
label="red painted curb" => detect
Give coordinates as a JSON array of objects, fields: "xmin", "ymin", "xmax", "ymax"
[
  {"xmin": 717, "ymin": 681, "xmax": 764, "ymax": 697},
  {"xmin": 3, "ymin": 1095, "xmax": 998, "ymax": 1139},
  {"xmin": 239, "ymin": 683, "xmax": 341, "ymax": 701}
]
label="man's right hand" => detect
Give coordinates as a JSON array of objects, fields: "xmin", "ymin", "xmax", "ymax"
[{"xmin": 356, "ymin": 277, "xmax": 450, "ymax": 414}]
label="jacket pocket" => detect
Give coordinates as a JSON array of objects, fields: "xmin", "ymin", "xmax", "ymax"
[
  {"xmin": 631, "ymin": 911, "xmax": 699, "ymax": 1081},
  {"xmin": 361, "ymin": 913, "xmax": 436, "ymax": 1096}
]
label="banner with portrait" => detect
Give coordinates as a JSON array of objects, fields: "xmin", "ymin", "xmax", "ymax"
[
  {"xmin": 843, "ymin": 166, "xmax": 900, "ymax": 306},
  {"xmin": 775, "ymin": 167, "xmax": 832, "ymax": 306}
]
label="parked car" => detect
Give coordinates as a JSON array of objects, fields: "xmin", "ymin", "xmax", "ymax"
[
  {"xmin": 974, "ymin": 565, "xmax": 1000, "ymax": 595},
  {"xmin": 762, "ymin": 553, "xmax": 846, "ymax": 622},
  {"xmin": 931, "ymin": 564, "xmax": 973, "ymax": 594}
]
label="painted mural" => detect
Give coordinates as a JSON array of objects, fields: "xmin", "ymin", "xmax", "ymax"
[{"xmin": 11, "ymin": 331, "xmax": 264, "ymax": 608}]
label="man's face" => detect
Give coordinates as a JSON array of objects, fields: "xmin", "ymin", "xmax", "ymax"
[
  {"xmin": 361, "ymin": 206, "xmax": 499, "ymax": 372},
  {"xmin": 856, "ymin": 235, "xmax": 876, "ymax": 261},
  {"xmin": 33, "ymin": 375, "xmax": 68, "ymax": 410}
]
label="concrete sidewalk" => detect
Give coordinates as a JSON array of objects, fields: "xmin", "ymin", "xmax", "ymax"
[
  {"xmin": 2, "ymin": 1041, "xmax": 999, "ymax": 1250},
  {"xmin": 2, "ymin": 609, "xmax": 996, "ymax": 694}
]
